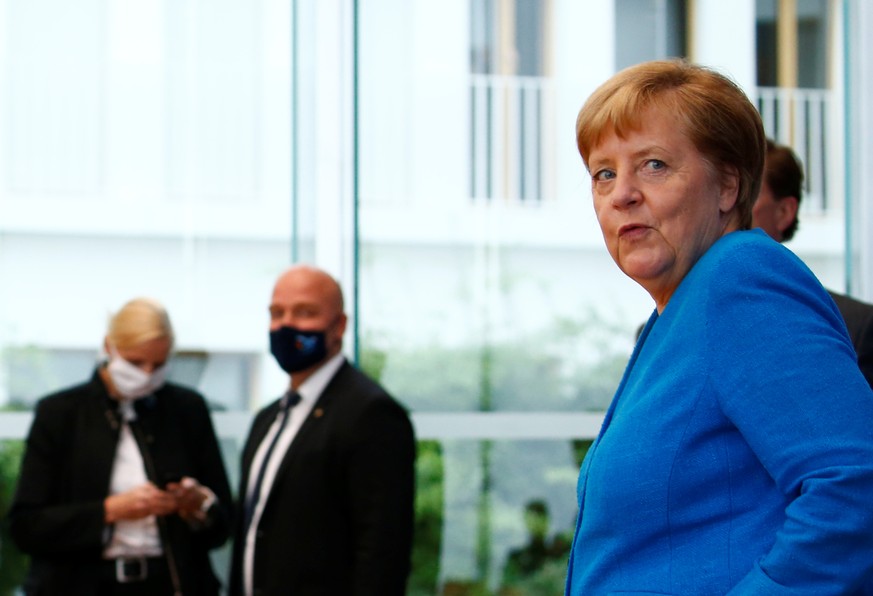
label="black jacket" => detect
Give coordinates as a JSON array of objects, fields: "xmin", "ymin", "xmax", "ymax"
[
  {"xmin": 228, "ymin": 361, "xmax": 416, "ymax": 596},
  {"xmin": 830, "ymin": 290, "xmax": 873, "ymax": 389},
  {"xmin": 8, "ymin": 369, "xmax": 233, "ymax": 596}
]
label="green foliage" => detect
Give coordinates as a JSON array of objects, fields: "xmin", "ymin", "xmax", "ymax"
[
  {"xmin": 366, "ymin": 308, "xmax": 632, "ymax": 413},
  {"xmin": 0, "ymin": 440, "xmax": 28, "ymax": 596},
  {"xmin": 409, "ymin": 440, "xmax": 445, "ymax": 595},
  {"xmin": 497, "ymin": 557, "xmax": 570, "ymax": 595},
  {"xmin": 2, "ymin": 346, "xmax": 60, "ymax": 408}
]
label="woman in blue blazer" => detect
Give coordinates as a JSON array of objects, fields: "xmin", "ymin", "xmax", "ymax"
[{"xmin": 565, "ymin": 59, "xmax": 873, "ymax": 594}]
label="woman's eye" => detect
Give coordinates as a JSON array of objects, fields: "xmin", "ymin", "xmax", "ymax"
[
  {"xmin": 646, "ymin": 159, "xmax": 666, "ymax": 170},
  {"xmin": 593, "ymin": 169, "xmax": 615, "ymax": 182}
]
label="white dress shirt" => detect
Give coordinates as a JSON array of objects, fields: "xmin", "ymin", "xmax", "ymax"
[{"xmin": 103, "ymin": 400, "xmax": 163, "ymax": 559}]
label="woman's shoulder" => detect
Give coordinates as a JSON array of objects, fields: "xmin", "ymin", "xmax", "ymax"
[
  {"xmin": 156, "ymin": 381, "xmax": 211, "ymax": 410},
  {"xmin": 697, "ymin": 230, "xmax": 841, "ymax": 325},
  {"xmin": 159, "ymin": 380, "xmax": 203, "ymax": 397},
  {"xmin": 711, "ymin": 229, "xmax": 800, "ymax": 267},
  {"xmin": 36, "ymin": 373, "xmax": 103, "ymax": 411},
  {"xmin": 26, "ymin": 377, "xmax": 107, "ymax": 437},
  {"xmin": 698, "ymin": 229, "xmax": 819, "ymax": 291}
]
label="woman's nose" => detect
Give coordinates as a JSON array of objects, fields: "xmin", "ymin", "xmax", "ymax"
[{"xmin": 611, "ymin": 173, "xmax": 642, "ymax": 209}]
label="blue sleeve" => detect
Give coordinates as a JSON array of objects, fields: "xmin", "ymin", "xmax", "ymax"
[{"xmin": 707, "ymin": 239, "xmax": 873, "ymax": 594}]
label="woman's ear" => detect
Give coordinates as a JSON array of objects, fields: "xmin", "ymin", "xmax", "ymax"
[{"xmin": 718, "ymin": 166, "xmax": 740, "ymax": 213}]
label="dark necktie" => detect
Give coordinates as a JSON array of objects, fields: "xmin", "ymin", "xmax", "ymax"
[{"xmin": 243, "ymin": 391, "xmax": 301, "ymax": 532}]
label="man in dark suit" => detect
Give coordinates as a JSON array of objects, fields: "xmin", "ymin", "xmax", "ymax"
[
  {"xmin": 753, "ymin": 139, "xmax": 873, "ymax": 388},
  {"xmin": 229, "ymin": 265, "xmax": 416, "ymax": 595}
]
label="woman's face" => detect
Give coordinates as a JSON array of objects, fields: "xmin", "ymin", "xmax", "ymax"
[
  {"xmin": 112, "ymin": 336, "xmax": 171, "ymax": 373},
  {"xmin": 587, "ymin": 111, "xmax": 738, "ymax": 311}
]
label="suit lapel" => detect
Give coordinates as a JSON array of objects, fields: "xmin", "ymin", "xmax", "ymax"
[
  {"xmin": 78, "ymin": 377, "xmax": 123, "ymax": 499},
  {"xmin": 268, "ymin": 363, "xmax": 352, "ymax": 489},
  {"xmin": 240, "ymin": 399, "xmax": 283, "ymax": 490}
]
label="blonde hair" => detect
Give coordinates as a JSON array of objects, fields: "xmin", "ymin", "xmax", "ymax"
[
  {"xmin": 576, "ymin": 59, "xmax": 765, "ymax": 230},
  {"xmin": 107, "ymin": 297, "xmax": 174, "ymax": 349}
]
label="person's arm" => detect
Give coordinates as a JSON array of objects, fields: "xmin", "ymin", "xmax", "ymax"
[
  {"xmin": 176, "ymin": 395, "xmax": 234, "ymax": 549},
  {"xmin": 346, "ymin": 397, "xmax": 416, "ymax": 595},
  {"xmin": 8, "ymin": 400, "xmax": 109, "ymax": 556},
  {"xmin": 713, "ymin": 243, "xmax": 873, "ymax": 593}
]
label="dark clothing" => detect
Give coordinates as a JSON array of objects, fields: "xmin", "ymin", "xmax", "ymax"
[
  {"xmin": 94, "ymin": 556, "xmax": 174, "ymax": 595},
  {"xmin": 228, "ymin": 361, "xmax": 416, "ymax": 596},
  {"xmin": 9, "ymin": 370, "xmax": 233, "ymax": 596},
  {"xmin": 830, "ymin": 290, "xmax": 873, "ymax": 388}
]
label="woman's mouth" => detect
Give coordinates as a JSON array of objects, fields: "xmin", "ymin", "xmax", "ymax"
[{"xmin": 618, "ymin": 224, "xmax": 649, "ymax": 240}]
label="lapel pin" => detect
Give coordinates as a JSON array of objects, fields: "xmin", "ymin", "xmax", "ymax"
[{"xmin": 313, "ymin": 408, "xmax": 324, "ymax": 418}]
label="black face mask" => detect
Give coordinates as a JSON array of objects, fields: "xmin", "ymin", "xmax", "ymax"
[{"xmin": 269, "ymin": 326, "xmax": 328, "ymax": 373}]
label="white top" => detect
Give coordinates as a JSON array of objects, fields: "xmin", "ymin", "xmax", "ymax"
[{"xmin": 103, "ymin": 400, "xmax": 163, "ymax": 558}]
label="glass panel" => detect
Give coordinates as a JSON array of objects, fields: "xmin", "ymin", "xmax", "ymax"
[
  {"xmin": 797, "ymin": 0, "xmax": 829, "ymax": 89},
  {"xmin": 409, "ymin": 439, "xmax": 585, "ymax": 595},
  {"xmin": 756, "ymin": 0, "xmax": 778, "ymax": 86},
  {"xmin": 359, "ymin": 1, "xmax": 633, "ymax": 593},
  {"xmin": 0, "ymin": 0, "xmax": 296, "ymax": 586},
  {"xmin": 469, "ymin": 0, "xmax": 547, "ymax": 77},
  {"xmin": 358, "ymin": 1, "xmax": 644, "ymax": 414},
  {"xmin": 0, "ymin": 0, "xmax": 294, "ymax": 413},
  {"xmin": 615, "ymin": 0, "xmax": 687, "ymax": 71}
]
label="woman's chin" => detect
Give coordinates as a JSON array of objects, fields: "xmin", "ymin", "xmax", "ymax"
[{"xmin": 618, "ymin": 259, "xmax": 668, "ymax": 285}]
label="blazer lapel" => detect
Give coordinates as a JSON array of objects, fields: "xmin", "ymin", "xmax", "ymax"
[
  {"xmin": 257, "ymin": 363, "xmax": 353, "ymax": 509},
  {"xmin": 79, "ymin": 381, "xmax": 123, "ymax": 499},
  {"xmin": 270, "ymin": 390, "xmax": 330, "ymax": 480},
  {"xmin": 240, "ymin": 399, "xmax": 283, "ymax": 490}
]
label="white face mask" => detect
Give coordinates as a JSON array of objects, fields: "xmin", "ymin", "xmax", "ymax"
[{"xmin": 106, "ymin": 352, "xmax": 167, "ymax": 400}]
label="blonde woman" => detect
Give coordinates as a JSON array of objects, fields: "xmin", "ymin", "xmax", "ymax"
[{"xmin": 10, "ymin": 298, "xmax": 232, "ymax": 596}]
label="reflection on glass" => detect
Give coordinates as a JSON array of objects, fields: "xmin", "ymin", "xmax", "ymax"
[
  {"xmin": 498, "ymin": 499, "xmax": 571, "ymax": 594},
  {"xmin": 434, "ymin": 439, "xmax": 581, "ymax": 595}
]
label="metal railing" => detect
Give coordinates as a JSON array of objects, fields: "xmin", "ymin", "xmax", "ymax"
[
  {"xmin": 756, "ymin": 86, "xmax": 838, "ymax": 214},
  {"xmin": 470, "ymin": 74, "xmax": 555, "ymax": 203},
  {"xmin": 468, "ymin": 78, "xmax": 841, "ymax": 217}
]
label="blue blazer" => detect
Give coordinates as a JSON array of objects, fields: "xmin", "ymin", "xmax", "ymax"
[{"xmin": 566, "ymin": 231, "xmax": 873, "ymax": 595}]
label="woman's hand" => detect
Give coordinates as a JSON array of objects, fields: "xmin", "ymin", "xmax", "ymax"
[
  {"xmin": 166, "ymin": 477, "xmax": 214, "ymax": 522},
  {"xmin": 104, "ymin": 482, "xmax": 178, "ymax": 523}
]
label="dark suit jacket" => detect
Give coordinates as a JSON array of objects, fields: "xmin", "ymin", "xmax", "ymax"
[
  {"xmin": 829, "ymin": 291, "xmax": 873, "ymax": 388},
  {"xmin": 8, "ymin": 370, "xmax": 233, "ymax": 596},
  {"xmin": 228, "ymin": 360, "xmax": 415, "ymax": 596}
]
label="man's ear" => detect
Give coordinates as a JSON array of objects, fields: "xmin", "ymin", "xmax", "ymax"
[
  {"xmin": 335, "ymin": 313, "xmax": 348, "ymax": 337},
  {"xmin": 777, "ymin": 196, "xmax": 799, "ymax": 235}
]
